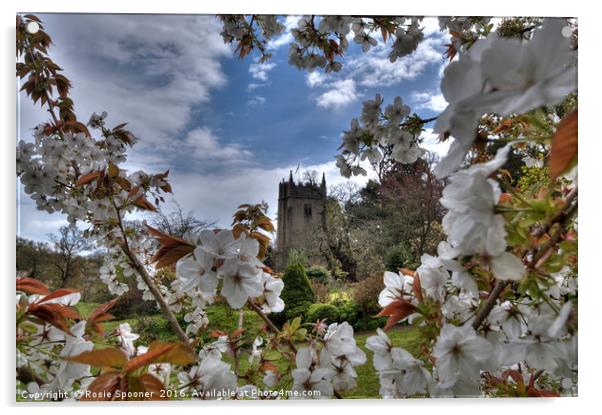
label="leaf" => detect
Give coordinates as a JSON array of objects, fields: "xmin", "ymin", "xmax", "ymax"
[
  {"xmin": 80, "ymin": 372, "xmax": 121, "ymax": 401},
  {"xmin": 16, "ymin": 277, "xmax": 50, "ymax": 295},
  {"xmin": 37, "ymin": 288, "xmax": 79, "ymax": 304},
  {"xmin": 129, "ymin": 374, "xmax": 167, "ymax": 400},
  {"xmin": 124, "ymin": 342, "xmax": 194, "ymax": 373},
  {"xmin": 27, "ymin": 304, "xmax": 72, "ymax": 334},
  {"xmin": 146, "ymin": 225, "xmax": 194, "ymax": 269},
  {"xmin": 260, "ymin": 361, "xmax": 279, "ymax": 373},
  {"xmin": 412, "ymin": 273, "xmax": 423, "ymax": 303},
  {"xmin": 152, "ymin": 342, "xmax": 197, "ymax": 366},
  {"xmin": 107, "ymin": 161, "xmax": 120, "ymax": 178},
  {"xmin": 75, "ymin": 171, "xmax": 101, "ymax": 186},
  {"xmin": 87, "ymin": 298, "xmax": 119, "ymax": 335},
  {"xmin": 66, "ymin": 347, "xmax": 128, "ymax": 368},
  {"xmin": 550, "ymin": 110, "xmax": 578, "ymax": 180},
  {"xmin": 377, "ymin": 300, "xmax": 417, "ymax": 330},
  {"xmin": 132, "ymin": 195, "xmax": 157, "ymax": 212},
  {"xmin": 36, "ymin": 302, "xmax": 80, "ymax": 320},
  {"xmin": 88, "ymin": 298, "xmax": 119, "ymax": 321}
]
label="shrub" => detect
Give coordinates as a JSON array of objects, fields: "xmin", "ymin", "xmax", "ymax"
[
  {"xmin": 111, "ymin": 288, "xmax": 157, "ymax": 320},
  {"xmin": 352, "ymin": 316, "xmax": 388, "ymax": 332},
  {"xmin": 310, "ymin": 280, "xmax": 330, "ymax": 303},
  {"xmin": 285, "ymin": 301, "xmax": 312, "ymax": 322},
  {"xmin": 336, "ymin": 299, "xmax": 361, "ymax": 325},
  {"xmin": 271, "ymin": 260, "xmax": 314, "ymax": 326},
  {"xmin": 352, "ymin": 274, "xmax": 384, "ymax": 316},
  {"xmin": 384, "ymin": 242, "xmax": 417, "ymax": 272},
  {"xmin": 306, "ymin": 265, "xmax": 332, "ymax": 284},
  {"xmin": 306, "ymin": 303, "xmax": 340, "ymax": 324},
  {"xmin": 286, "ymin": 248, "xmax": 307, "ymax": 267},
  {"xmin": 133, "ymin": 315, "xmax": 174, "ymax": 343}
]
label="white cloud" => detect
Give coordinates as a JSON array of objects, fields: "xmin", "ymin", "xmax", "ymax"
[
  {"xmin": 247, "ymin": 95, "xmax": 267, "ymax": 107},
  {"xmin": 316, "ymin": 79, "xmax": 359, "ymax": 110},
  {"xmin": 353, "ymin": 34, "xmax": 446, "ymax": 87},
  {"xmin": 184, "ymin": 127, "xmax": 252, "ymax": 162},
  {"xmin": 168, "ymin": 158, "xmax": 376, "ymax": 230},
  {"xmin": 248, "ymin": 62, "xmax": 276, "ymax": 81},
  {"xmin": 421, "ymin": 16, "xmax": 443, "ymax": 36},
  {"xmin": 18, "ymin": 14, "xmax": 231, "ymax": 171},
  {"xmin": 267, "ymin": 16, "xmax": 300, "ymax": 49},
  {"xmin": 305, "ymin": 71, "xmax": 326, "ymax": 88},
  {"xmin": 412, "ymin": 91, "xmax": 448, "ymax": 112},
  {"xmin": 246, "ymin": 82, "xmax": 265, "ymax": 91},
  {"xmin": 420, "ymin": 127, "xmax": 450, "ymax": 158}
]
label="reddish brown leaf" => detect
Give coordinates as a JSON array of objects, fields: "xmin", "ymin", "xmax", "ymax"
[
  {"xmin": 37, "ymin": 288, "xmax": 79, "ymax": 304},
  {"xmin": 16, "ymin": 277, "xmax": 50, "ymax": 295},
  {"xmin": 260, "ymin": 361, "xmax": 279, "ymax": 373},
  {"xmin": 75, "ymin": 171, "xmax": 101, "ymax": 186},
  {"xmin": 107, "ymin": 161, "xmax": 120, "ymax": 178},
  {"xmin": 124, "ymin": 342, "xmax": 185, "ymax": 373},
  {"xmin": 550, "ymin": 110, "xmax": 578, "ymax": 180},
  {"xmin": 146, "ymin": 225, "xmax": 194, "ymax": 269},
  {"xmin": 377, "ymin": 300, "xmax": 417, "ymax": 330},
  {"xmin": 87, "ymin": 298, "xmax": 119, "ymax": 335},
  {"xmin": 129, "ymin": 374, "xmax": 167, "ymax": 400},
  {"xmin": 27, "ymin": 304, "xmax": 72, "ymax": 333},
  {"xmin": 80, "ymin": 372, "xmax": 121, "ymax": 401},
  {"xmin": 66, "ymin": 347, "xmax": 128, "ymax": 368},
  {"xmin": 132, "ymin": 195, "xmax": 157, "ymax": 212},
  {"xmin": 89, "ymin": 298, "xmax": 119, "ymax": 321},
  {"xmin": 498, "ymin": 193, "xmax": 513, "ymax": 204},
  {"xmin": 412, "ymin": 273, "xmax": 423, "ymax": 303}
]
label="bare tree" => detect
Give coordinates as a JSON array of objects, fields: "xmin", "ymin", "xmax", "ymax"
[
  {"xmin": 152, "ymin": 201, "xmax": 217, "ymax": 238},
  {"xmin": 48, "ymin": 225, "xmax": 93, "ymax": 288},
  {"xmin": 302, "ymin": 169, "xmax": 319, "ymax": 185}
]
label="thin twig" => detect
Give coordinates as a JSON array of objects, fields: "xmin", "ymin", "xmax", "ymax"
[
  {"xmin": 472, "ymin": 280, "xmax": 508, "ymax": 330},
  {"xmin": 247, "ymin": 300, "xmax": 297, "ymax": 353},
  {"xmin": 112, "ymin": 200, "xmax": 190, "ymax": 344}
]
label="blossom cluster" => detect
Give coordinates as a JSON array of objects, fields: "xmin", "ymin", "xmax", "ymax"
[
  {"xmin": 336, "ymin": 95, "xmax": 426, "ymax": 178},
  {"xmin": 433, "ymin": 18, "xmax": 577, "ymax": 178},
  {"xmin": 292, "ymin": 322, "xmax": 366, "ymax": 398},
  {"xmin": 288, "ymin": 16, "xmax": 424, "ymax": 73},
  {"xmin": 174, "ymin": 230, "xmax": 284, "ymax": 333}
]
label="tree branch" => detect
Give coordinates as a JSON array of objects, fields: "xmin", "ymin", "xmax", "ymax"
[
  {"xmin": 112, "ymin": 200, "xmax": 190, "ymax": 344},
  {"xmin": 247, "ymin": 300, "xmax": 297, "ymax": 353}
]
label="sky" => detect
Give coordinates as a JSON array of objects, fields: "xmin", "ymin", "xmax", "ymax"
[{"xmin": 17, "ymin": 14, "xmax": 452, "ymax": 242}]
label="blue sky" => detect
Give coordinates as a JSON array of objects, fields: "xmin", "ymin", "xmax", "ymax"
[{"xmin": 17, "ymin": 14, "xmax": 451, "ymax": 242}]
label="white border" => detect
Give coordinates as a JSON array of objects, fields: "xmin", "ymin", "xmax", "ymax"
[{"xmin": 2, "ymin": 1, "xmax": 600, "ymax": 414}]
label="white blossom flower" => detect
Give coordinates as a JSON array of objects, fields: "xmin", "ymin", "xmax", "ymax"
[
  {"xmin": 291, "ymin": 347, "xmax": 334, "ymax": 399},
  {"xmin": 385, "ymin": 347, "xmax": 432, "ymax": 396},
  {"xmin": 176, "ymin": 247, "xmax": 218, "ymax": 294},
  {"xmin": 258, "ymin": 272, "xmax": 285, "ymax": 313},
  {"xmin": 198, "ymin": 229, "xmax": 240, "ymax": 259},
  {"xmin": 46, "ymin": 321, "xmax": 93, "ymax": 392},
  {"xmin": 433, "ymin": 324, "xmax": 492, "ymax": 388},
  {"xmin": 263, "ymin": 370, "xmax": 279, "ymax": 388},
  {"xmin": 440, "ymin": 144, "xmax": 510, "ymax": 256},
  {"xmin": 434, "ymin": 19, "xmax": 576, "ymax": 178},
  {"xmin": 354, "ymin": 32, "xmax": 377, "ymax": 53},
  {"xmin": 417, "ymin": 254, "xmax": 450, "ymax": 302},
  {"xmin": 384, "ymin": 96, "xmax": 410, "ymax": 125},
  {"xmin": 220, "ymin": 261, "xmax": 262, "ymax": 309},
  {"xmin": 177, "ymin": 356, "xmax": 237, "ymax": 398},
  {"xmin": 115, "ymin": 322, "xmax": 139, "ymax": 357},
  {"xmin": 379, "ymin": 270, "xmax": 415, "ymax": 307},
  {"xmin": 366, "ymin": 328, "xmax": 394, "ymax": 371}
]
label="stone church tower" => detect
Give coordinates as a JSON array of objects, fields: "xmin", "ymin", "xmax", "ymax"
[{"xmin": 276, "ymin": 171, "xmax": 327, "ymax": 256}]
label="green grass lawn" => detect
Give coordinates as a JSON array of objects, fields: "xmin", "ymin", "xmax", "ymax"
[{"xmin": 83, "ymin": 301, "xmax": 422, "ymax": 399}]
